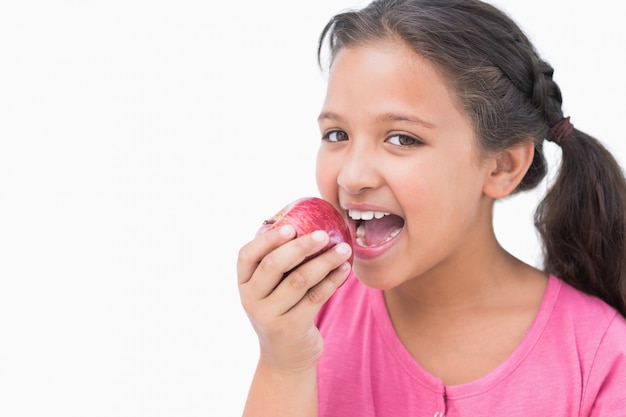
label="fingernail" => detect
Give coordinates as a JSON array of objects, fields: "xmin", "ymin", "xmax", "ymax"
[
  {"xmin": 335, "ymin": 242, "xmax": 351, "ymax": 255},
  {"xmin": 338, "ymin": 262, "xmax": 351, "ymax": 273},
  {"xmin": 311, "ymin": 230, "xmax": 327, "ymax": 242},
  {"xmin": 278, "ymin": 224, "xmax": 294, "ymax": 237}
]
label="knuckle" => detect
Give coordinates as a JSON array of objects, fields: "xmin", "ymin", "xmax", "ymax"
[
  {"xmin": 285, "ymin": 269, "xmax": 308, "ymax": 290},
  {"xmin": 237, "ymin": 244, "xmax": 255, "ymax": 265},
  {"xmin": 307, "ymin": 284, "xmax": 328, "ymax": 305},
  {"xmin": 257, "ymin": 251, "xmax": 280, "ymax": 275}
]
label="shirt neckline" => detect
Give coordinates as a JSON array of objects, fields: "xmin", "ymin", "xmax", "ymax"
[{"xmin": 369, "ymin": 274, "xmax": 561, "ymax": 398}]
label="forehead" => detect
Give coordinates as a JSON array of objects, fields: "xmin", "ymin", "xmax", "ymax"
[
  {"xmin": 323, "ymin": 41, "xmax": 465, "ymax": 127},
  {"xmin": 330, "ymin": 40, "xmax": 449, "ymax": 81}
]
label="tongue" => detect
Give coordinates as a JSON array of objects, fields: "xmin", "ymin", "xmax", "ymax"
[{"xmin": 358, "ymin": 215, "xmax": 404, "ymax": 247}]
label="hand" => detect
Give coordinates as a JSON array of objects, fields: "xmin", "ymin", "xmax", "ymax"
[{"xmin": 237, "ymin": 224, "xmax": 352, "ymax": 373}]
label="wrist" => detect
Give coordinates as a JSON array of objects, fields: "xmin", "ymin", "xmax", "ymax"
[
  {"xmin": 243, "ymin": 358, "xmax": 318, "ymax": 417},
  {"xmin": 257, "ymin": 354, "xmax": 319, "ymax": 377}
]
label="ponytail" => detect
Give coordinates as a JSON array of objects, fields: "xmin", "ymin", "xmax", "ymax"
[{"xmin": 535, "ymin": 125, "xmax": 626, "ymax": 317}]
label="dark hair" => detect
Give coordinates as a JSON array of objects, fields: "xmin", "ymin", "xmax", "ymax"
[{"xmin": 317, "ymin": 0, "xmax": 626, "ymax": 317}]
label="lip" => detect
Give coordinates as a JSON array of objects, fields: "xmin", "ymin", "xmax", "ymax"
[{"xmin": 341, "ymin": 203, "xmax": 404, "ymax": 260}]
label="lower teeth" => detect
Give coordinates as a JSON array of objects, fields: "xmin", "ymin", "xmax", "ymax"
[{"xmin": 355, "ymin": 224, "xmax": 401, "ymax": 247}]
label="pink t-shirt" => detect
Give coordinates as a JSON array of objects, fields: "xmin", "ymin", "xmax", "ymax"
[{"xmin": 315, "ymin": 273, "xmax": 626, "ymax": 416}]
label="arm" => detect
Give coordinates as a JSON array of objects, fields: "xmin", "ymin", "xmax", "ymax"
[
  {"xmin": 237, "ymin": 224, "xmax": 352, "ymax": 417},
  {"xmin": 242, "ymin": 359, "xmax": 318, "ymax": 417}
]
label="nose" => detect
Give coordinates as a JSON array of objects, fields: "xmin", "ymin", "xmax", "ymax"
[{"xmin": 337, "ymin": 142, "xmax": 380, "ymax": 195}]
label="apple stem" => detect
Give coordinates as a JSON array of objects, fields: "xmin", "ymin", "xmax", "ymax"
[{"xmin": 262, "ymin": 219, "xmax": 276, "ymax": 225}]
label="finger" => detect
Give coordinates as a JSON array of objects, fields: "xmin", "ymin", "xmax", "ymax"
[
  {"xmin": 268, "ymin": 241, "xmax": 352, "ymax": 316},
  {"xmin": 287, "ymin": 260, "xmax": 352, "ymax": 323},
  {"xmin": 244, "ymin": 230, "xmax": 331, "ymax": 301},
  {"xmin": 237, "ymin": 224, "xmax": 296, "ymax": 285}
]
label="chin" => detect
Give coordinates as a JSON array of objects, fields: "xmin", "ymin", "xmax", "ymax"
[{"xmin": 351, "ymin": 261, "xmax": 401, "ymax": 290}]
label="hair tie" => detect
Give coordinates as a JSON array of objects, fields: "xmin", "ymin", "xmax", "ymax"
[{"xmin": 547, "ymin": 117, "xmax": 573, "ymax": 146}]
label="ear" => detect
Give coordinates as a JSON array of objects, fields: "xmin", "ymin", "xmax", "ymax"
[{"xmin": 483, "ymin": 141, "xmax": 535, "ymax": 199}]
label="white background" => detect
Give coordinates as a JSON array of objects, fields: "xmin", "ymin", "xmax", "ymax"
[{"xmin": 0, "ymin": 1, "xmax": 624, "ymax": 416}]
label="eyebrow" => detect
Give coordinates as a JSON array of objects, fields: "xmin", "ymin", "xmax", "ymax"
[
  {"xmin": 377, "ymin": 112, "xmax": 435, "ymax": 129},
  {"xmin": 318, "ymin": 111, "xmax": 435, "ymax": 129},
  {"xmin": 317, "ymin": 111, "xmax": 342, "ymax": 122}
]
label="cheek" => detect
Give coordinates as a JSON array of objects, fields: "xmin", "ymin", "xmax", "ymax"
[
  {"xmin": 404, "ymin": 164, "xmax": 486, "ymax": 236},
  {"xmin": 397, "ymin": 158, "xmax": 476, "ymax": 216},
  {"xmin": 315, "ymin": 149, "xmax": 337, "ymax": 199}
]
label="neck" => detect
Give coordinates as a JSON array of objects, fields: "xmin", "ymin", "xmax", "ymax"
[{"xmin": 385, "ymin": 230, "xmax": 526, "ymax": 316}]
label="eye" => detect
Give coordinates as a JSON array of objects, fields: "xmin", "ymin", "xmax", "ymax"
[
  {"xmin": 386, "ymin": 134, "xmax": 421, "ymax": 146},
  {"xmin": 322, "ymin": 130, "xmax": 349, "ymax": 142}
]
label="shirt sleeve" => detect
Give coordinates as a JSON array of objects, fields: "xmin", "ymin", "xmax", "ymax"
[{"xmin": 585, "ymin": 313, "xmax": 626, "ymax": 416}]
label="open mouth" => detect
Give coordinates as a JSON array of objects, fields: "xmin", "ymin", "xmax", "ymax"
[{"xmin": 348, "ymin": 209, "xmax": 405, "ymax": 247}]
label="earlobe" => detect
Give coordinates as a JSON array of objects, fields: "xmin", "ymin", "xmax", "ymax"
[{"xmin": 483, "ymin": 141, "xmax": 535, "ymax": 199}]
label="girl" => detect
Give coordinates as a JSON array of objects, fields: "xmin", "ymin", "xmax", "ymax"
[{"xmin": 237, "ymin": 0, "xmax": 626, "ymax": 415}]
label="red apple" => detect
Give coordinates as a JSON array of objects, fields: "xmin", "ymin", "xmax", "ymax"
[{"xmin": 258, "ymin": 197, "xmax": 353, "ymax": 268}]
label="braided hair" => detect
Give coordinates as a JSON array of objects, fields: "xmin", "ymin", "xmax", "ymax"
[{"xmin": 318, "ymin": 0, "xmax": 626, "ymax": 316}]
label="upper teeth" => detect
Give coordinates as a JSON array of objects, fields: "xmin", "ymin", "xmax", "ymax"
[{"xmin": 348, "ymin": 209, "xmax": 389, "ymax": 220}]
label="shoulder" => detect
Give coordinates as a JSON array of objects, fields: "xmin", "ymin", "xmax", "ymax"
[
  {"xmin": 542, "ymin": 275, "xmax": 625, "ymax": 372},
  {"xmin": 550, "ymin": 275, "xmax": 622, "ymax": 329},
  {"xmin": 549, "ymin": 276, "xmax": 626, "ymax": 409},
  {"xmin": 580, "ymin": 302, "xmax": 626, "ymax": 411}
]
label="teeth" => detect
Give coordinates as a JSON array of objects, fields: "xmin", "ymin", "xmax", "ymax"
[
  {"xmin": 356, "ymin": 223, "xmax": 365, "ymax": 238},
  {"xmin": 352, "ymin": 209, "xmax": 402, "ymax": 248},
  {"xmin": 348, "ymin": 209, "xmax": 390, "ymax": 220},
  {"xmin": 355, "ymin": 223, "xmax": 402, "ymax": 247}
]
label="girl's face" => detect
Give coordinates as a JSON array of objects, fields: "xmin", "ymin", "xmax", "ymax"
[{"xmin": 316, "ymin": 41, "xmax": 497, "ymax": 289}]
